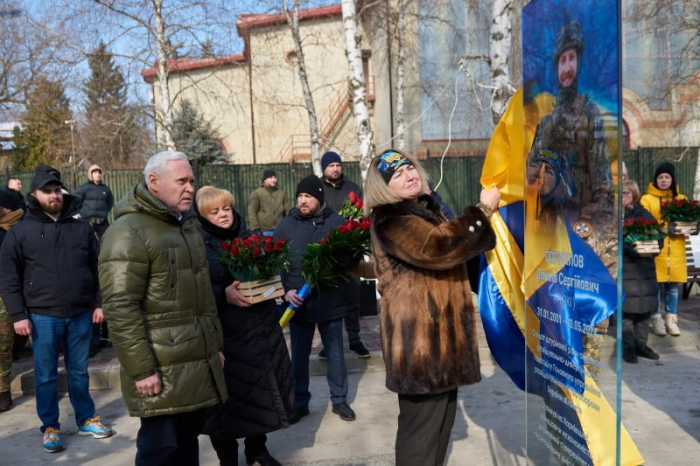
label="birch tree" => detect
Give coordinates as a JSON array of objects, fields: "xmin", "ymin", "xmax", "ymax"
[
  {"xmin": 341, "ymin": 0, "xmax": 375, "ymax": 178},
  {"xmin": 395, "ymin": 0, "xmax": 407, "ymax": 150},
  {"xmin": 489, "ymin": 0, "xmax": 516, "ymax": 124},
  {"xmin": 281, "ymin": 0, "xmax": 322, "ymax": 176}
]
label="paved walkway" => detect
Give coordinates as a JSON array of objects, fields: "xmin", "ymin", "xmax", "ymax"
[{"xmin": 8, "ymin": 293, "xmax": 700, "ymax": 395}]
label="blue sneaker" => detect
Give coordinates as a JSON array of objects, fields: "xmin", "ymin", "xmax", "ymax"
[
  {"xmin": 43, "ymin": 427, "xmax": 65, "ymax": 453},
  {"xmin": 78, "ymin": 416, "xmax": 113, "ymax": 439}
]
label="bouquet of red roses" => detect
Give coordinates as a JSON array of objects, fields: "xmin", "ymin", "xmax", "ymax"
[
  {"xmin": 301, "ymin": 217, "xmax": 371, "ymax": 288},
  {"xmin": 660, "ymin": 198, "xmax": 700, "ymax": 222},
  {"xmin": 622, "ymin": 217, "xmax": 666, "ymax": 244},
  {"xmin": 338, "ymin": 191, "xmax": 364, "ymax": 220},
  {"xmin": 219, "ymin": 234, "xmax": 292, "ymax": 281}
]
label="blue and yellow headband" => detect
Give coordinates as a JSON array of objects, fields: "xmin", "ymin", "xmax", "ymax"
[{"xmin": 377, "ymin": 150, "xmax": 413, "ymax": 183}]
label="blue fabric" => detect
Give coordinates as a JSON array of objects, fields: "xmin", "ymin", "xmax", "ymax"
[
  {"xmin": 30, "ymin": 311, "xmax": 95, "ymax": 431},
  {"xmin": 289, "ymin": 318, "xmax": 347, "ymax": 406}
]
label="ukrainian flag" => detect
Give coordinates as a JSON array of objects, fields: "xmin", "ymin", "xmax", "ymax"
[{"xmin": 479, "ymin": 88, "xmax": 643, "ymax": 465}]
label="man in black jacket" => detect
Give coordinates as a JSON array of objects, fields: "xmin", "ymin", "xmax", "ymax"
[
  {"xmin": 73, "ymin": 164, "xmax": 114, "ymax": 241},
  {"xmin": 274, "ymin": 175, "xmax": 357, "ymax": 424},
  {"xmin": 319, "ymin": 151, "xmax": 369, "ymax": 358},
  {"xmin": 0, "ymin": 165, "xmax": 112, "ymax": 453}
]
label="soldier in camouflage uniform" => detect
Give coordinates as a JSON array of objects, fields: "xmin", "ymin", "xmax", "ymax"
[
  {"xmin": 527, "ymin": 20, "xmax": 616, "ymax": 379},
  {"xmin": 0, "ymin": 189, "xmax": 24, "ymax": 411}
]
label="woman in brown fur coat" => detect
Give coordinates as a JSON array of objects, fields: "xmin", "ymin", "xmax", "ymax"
[{"xmin": 365, "ymin": 149, "xmax": 500, "ymax": 466}]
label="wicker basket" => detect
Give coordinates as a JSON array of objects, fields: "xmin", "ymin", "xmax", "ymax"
[
  {"xmin": 238, "ymin": 275, "xmax": 285, "ymax": 304},
  {"xmin": 668, "ymin": 221, "xmax": 699, "ymax": 236},
  {"xmin": 632, "ymin": 240, "xmax": 660, "ymax": 257}
]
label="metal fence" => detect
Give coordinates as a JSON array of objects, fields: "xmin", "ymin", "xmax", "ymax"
[{"xmin": 2, "ymin": 147, "xmax": 697, "ymax": 226}]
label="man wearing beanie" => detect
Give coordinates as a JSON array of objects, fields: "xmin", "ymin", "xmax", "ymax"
[
  {"xmin": 641, "ymin": 162, "xmax": 686, "ymax": 337},
  {"xmin": 0, "ymin": 165, "xmax": 112, "ymax": 452},
  {"xmin": 73, "ymin": 164, "xmax": 114, "ymax": 241},
  {"xmin": 0, "ymin": 189, "xmax": 24, "ymax": 412},
  {"xmin": 248, "ymin": 168, "xmax": 290, "ymax": 235},
  {"xmin": 319, "ymin": 151, "xmax": 369, "ymax": 359},
  {"xmin": 274, "ymin": 175, "xmax": 358, "ymax": 424}
]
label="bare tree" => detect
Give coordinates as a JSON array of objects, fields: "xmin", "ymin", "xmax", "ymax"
[
  {"xmin": 395, "ymin": 0, "xmax": 407, "ymax": 150},
  {"xmin": 89, "ymin": 0, "xmax": 238, "ymax": 151},
  {"xmin": 489, "ymin": 0, "xmax": 516, "ymax": 124},
  {"xmin": 341, "ymin": 0, "xmax": 375, "ymax": 178},
  {"xmin": 282, "ymin": 0, "xmax": 322, "ymax": 175}
]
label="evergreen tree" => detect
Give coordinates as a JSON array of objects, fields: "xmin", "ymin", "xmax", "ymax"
[
  {"xmin": 11, "ymin": 77, "xmax": 73, "ymax": 172},
  {"xmin": 171, "ymin": 99, "xmax": 225, "ymax": 165},
  {"xmin": 82, "ymin": 42, "xmax": 136, "ymax": 167}
]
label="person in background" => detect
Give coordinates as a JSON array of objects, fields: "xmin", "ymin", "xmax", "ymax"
[
  {"xmin": 0, "ymin": 189, "xmax": 24, "ymax": 412},
  {"xmin": 640, "ymin": 162, "xmax": 687, "ymax": 337},
  {"xmin": 5, "ymin": 177, "xmax": 26, "ymax": 212},
  {"xmin": 318, "ymin": 151, "xmax": 369, "ymax": 359},
  {"xmin": 621, "ymin": 180, "xmax": 660, "ymax": 363},
  {"xmin": 73, "ymin": 164, "xmax": 115, "ymax": 356},
  {"xmin": 274, "ymin": 175, "xmax": 358, "ymax": 424},
  {"xmin": 73, "ymin": 164, "xmax": 114, "ymax": 240},
  {"xmin": 195, "ymin": 186, "xmax": 292, "ymax": 466},
  {"xmin": 0, "ymin": 166, "xmax": 112, "ymax": 453},
  {"xmin": 365, "ymin": 149, "xmax": 499, "ymax": 466},
  {"xmin": 248, "ymin": 169, "xmax": 290, "ymax": 235},
  {"xmin": 99, "ymin": 151, "xmax": 227, "ymax": 465}
]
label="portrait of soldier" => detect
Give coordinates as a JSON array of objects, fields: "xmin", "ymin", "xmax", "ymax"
[{"xmin": 526, "ymin": 19, "xmax": 615, "ymax": 248}]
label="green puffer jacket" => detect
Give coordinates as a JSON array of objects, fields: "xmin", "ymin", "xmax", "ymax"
[{"xmin": 99, "ymin": 183, "xmax": 227, "ymax": 418}]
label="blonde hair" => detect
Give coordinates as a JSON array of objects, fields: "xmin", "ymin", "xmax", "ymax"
[
  {"xmin": 196, "ymin": 186, "xmax": 235, "ymax": 216},
  {"xmin": 364, "ymin": 149, "xmax": 431, "ymax": 215},
  {"xmin": 623, "ymin": 180, "xmax": 641, "ymax": 204}
]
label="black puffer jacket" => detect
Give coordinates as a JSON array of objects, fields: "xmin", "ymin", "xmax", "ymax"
[
  {"xmin": 73, "ymin": 181, "xmax": 114, "ymax": 220},
  {"xmin": 0, "ymin": 194, "xmax": 101, "ymax": 322},
  {"xmin": 197, "ymin": 211, "xmax": 293, "ymax": 438},
  {"xmin": 273, "ymin": 204, "xmax": 359, "ymax": 323},
  {"xmin": 622, "ymin": 202, "xmax": 659, "ymax": 315}
]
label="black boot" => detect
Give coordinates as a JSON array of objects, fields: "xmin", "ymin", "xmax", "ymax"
[
  {"xmin": 622, "ymin": 347, "xmax": 638, "ymax": 364},
  {"xmin": 0, "ymin": 391, "xmax": 12, "ymax": 411}
]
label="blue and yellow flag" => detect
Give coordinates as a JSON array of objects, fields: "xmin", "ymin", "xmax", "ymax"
[{"xmin": 479, "ymin": 88, "xmax": 643, "ymax": 465}]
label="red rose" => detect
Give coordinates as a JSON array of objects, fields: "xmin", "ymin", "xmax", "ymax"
[
  {"xmin": 234, "ymin": 237, "xmax": 243, "ymax": 245},
  {"xmin": 274, "ymin": 240, "xmax": 285, "ymax": 251},
  {"xmin": 338, "ymin": 224, "xmax": 349, "ymax": 233},
  {"xmin": 359, "ymin": 218, "xmax": 371, "ymax": 230},
  {"xmin": 354, "ymin": 199, "xmax": 363, "ymax": 209},
  {"xmin": 221, "ymin": 242, "xmax": 231, "ymax": 252},
  {"xmin": 249, "ymin": 235, "xmax": 261, "ymax": 244},
  {"xmin": 243, "ymin": 239, "xmax": 253, "ymax": 248},
  {"xmin": 264, "ymin": 235, "xmax": 273, "ymax": 243},
  {"xmin": 252, "ymin": 247, "xmax": 262, "ymax": 257},
  {"xmin": 231, "ymin": 246, "xmax": 240, "ymax": 256},
  {"xmin": 348, "ymin": 192, "xmax": 358, "ymax": 202},
  {"xmin": 319, "ymin": 239, "xmax": 325, "ymax": 245},
  {"xmin": 265, "ymin": 243, "xmax": 273, "ymax": 252}
]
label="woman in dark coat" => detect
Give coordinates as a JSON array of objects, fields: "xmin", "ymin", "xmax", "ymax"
[
  {"xmin": 196, "ymin": 186, "xmax": 293, "ymax": 466},
  {"xmin": 364, "ymin": 149, "xmax": 500, "ymax": 466},
  {"xmin": 621, "ymin": 180, "xmax": 660, "ymax": 363}
]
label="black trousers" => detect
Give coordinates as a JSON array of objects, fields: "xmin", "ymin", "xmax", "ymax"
[
  {"xmin": 209, "ymin": 434, "xmax": 268, "ymax": 466},
  {"xmin": 136, "ymin": 409, "xmax": 207, "ymax": 466},
  {"xmin": 396, "ymin": 389, "xmax": 458, "ymax": 466}
]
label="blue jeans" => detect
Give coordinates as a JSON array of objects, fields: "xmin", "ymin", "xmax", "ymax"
[
  {"xmin": 30, "ymin": 311, "xmax": 95, "ymax": 432},
  {"xmin": 289, "ymin": 318, "xmax": 348, "ymax": 406},
  {"xmin": 654, "ymin": 283, "xmax": 679, "ymax": 315}
]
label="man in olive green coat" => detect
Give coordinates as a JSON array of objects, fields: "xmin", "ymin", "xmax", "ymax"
[
  {"xmin": 248, "ymin": 169, "xmax": 290, "ymax": 234},
  {"xmin": 99, "ymin": 151, "xmax": 227, "ymax": 465}
]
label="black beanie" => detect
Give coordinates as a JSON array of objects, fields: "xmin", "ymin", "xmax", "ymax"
[
  {"xmin": 30, "ymin": 164, "xmax": 64, "ymax": 192},
  {"xmin": 0, "ymin": 189, "xmax": 22, "ymax": 211},
  {"xmin": 295, "ymin": 175, "xmax": 324, "ymax": 204},
  {"xmin": 262, "ymin": 169, "xmax": 276, "ymax": 182},
  {"xmin": 321, "ymin": 151, "xmax": 342, "ymax": 172},
  {"xmin": 653, "ymin": 162, "xmax": 677, "ymax": 195}
]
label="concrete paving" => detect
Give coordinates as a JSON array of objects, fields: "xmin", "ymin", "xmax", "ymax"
[{"xmin": 3, "ymin": 296, "xmax": 700, "ymax": 464}]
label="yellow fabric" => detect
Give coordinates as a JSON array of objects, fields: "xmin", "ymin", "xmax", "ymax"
[
  {"xmin": 640, "ymin": 183, "xmax": 688, "ymax": 283},
  {"xmin": 482, "ymin": 88, "xmax": 643, "ymax": 466}
]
